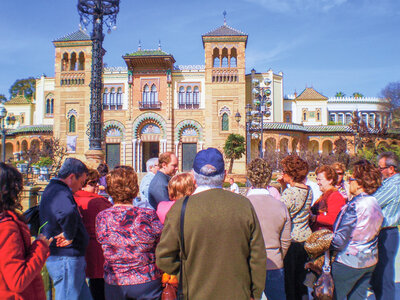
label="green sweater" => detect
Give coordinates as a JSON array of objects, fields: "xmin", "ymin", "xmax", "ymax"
[{"xmin": 156, "ymin": 188, "xmax": 266, "ymax": 300}]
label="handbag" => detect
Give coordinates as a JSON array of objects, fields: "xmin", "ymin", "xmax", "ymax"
[
  {"xmin": 162, "ymin": 282, "xmax": 177, "ymax": 300},
  {"xmin": 313, "ymin": 251, "xmax": 334, "ymax": 300}
]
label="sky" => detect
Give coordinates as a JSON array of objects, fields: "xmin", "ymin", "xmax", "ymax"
[{"xmin": 0, "ymin": 0, "xmax": 399, "ymax": 99}]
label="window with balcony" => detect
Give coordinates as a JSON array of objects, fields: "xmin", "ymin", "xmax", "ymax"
[
  {"xmin": 178, "ymin": 85, "xmax": 200, "ymax": 109},
  {"xmin": 140, "ymin": 84, "xmax": 160, "ymax": 109},
  {"xmin": 103, "ymin": 87, "xmax": 123, "ymax": 110}
]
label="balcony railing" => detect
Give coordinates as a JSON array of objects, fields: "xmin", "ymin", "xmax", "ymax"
[
  {"xmin": 139, "ymin": 101, "xmax": 161, "ymax": 110},
  {"xmin": 103, "ymin": 104, "xmax": 123, "ymax": 110},
  {"xmin": 178, "ymin": 103, "xmax": 200, "ymax": 109}
]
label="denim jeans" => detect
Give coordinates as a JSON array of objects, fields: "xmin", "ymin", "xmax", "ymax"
[
  {"xmin": 332, "ymin": 261, "xmax": 375, "ymax": 300},
  {"xmin": 105, "ymin": 279, "xmax": 162, "ymax": 300},
  {"xmin": 46, "ymin": 256, "xmax": 93, "ymax": 300},
  {"xmin": 265, "ymin": 268, "xmax": 286, "ymax": 300}
]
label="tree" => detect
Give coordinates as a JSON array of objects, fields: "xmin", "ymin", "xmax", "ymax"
[
  {"xmin": 380, "ymin": 81, "xmax": 400, "ymax": 109},
  {"xmin": 9, "ymin": 77, "xmax": 36, "ymax": 99},
  {"xmin": 0, "ymin": 94, "xmax": 6, "ymax": 102},
  {"xmin": 335, "ymin": 91, "xmax": 345, "ymax": 97},
  {"xmin": 223, "ymin": 133, "xmax": 245, "ymax": 174},
  {"xmin": 352, "ymin": 92, "xmax": 364, "ymax": 98}
]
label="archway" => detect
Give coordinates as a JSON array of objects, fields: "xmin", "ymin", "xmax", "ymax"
[
  {"xmin": 308, "ymin": 140, "xmax": 319, "ymax": 155},
  {"xmin": 322, "ymin": 140, "xmax": 333, "ymax": 155},
  {"xmin": 279, "ymin": 138, "xmax": 289, "ymax": 154},
  {"xmin": 265, "ymin": 137, "xmax": 276, "ymax": 154}
]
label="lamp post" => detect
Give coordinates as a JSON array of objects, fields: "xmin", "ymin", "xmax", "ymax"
[
  {"xmin": 78, "ymin": 0, "xmax": 120, "ymax": 153},
  {"xmin": 250, "ymin": 68, "xmax": 272, "ymax": 158},
  {"xmin": 0, "ymin": 104, "xmax": 16, "ymax": 162}
]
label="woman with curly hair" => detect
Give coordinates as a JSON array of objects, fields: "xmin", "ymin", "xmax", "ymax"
[
  {"xmin": 0, "ymin": 163, "xmax": 52, "ymax": 299},
  {"xmin": 310, "ymin": 165, "xmax": 346, "ymax": 232},
  {"xmin": 278, "ymin": 155, "xmax": 313, "ymax": 300},
  {"xmin": 330, "ymin": 160, "xmax": 383, "ymax": 300},
  {"xmin": 246, "ymin": 158, "xmax": 291, "ymax": 300},
  {"xmin": 96, "ymin": 167, "xmax": 163, "ymax": 300},
  {"xmin": 331, "ymin": 162, "xmax": 350, "ymax": 201}
]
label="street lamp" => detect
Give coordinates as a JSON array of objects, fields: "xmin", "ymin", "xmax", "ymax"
[
  {"xmin": 250, "ymin": 68, "xmax": 272, "ymax": 158},
  {"xmin": 78, "ymin": 0, "xmax": 120, "ymax": 151},
  {"xmin": 0, "ymin": 104, "xmax": 16, "ymax": 162}
]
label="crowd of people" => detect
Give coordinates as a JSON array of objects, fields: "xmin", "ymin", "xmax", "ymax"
[{"xmin": 0, "ymin": 148, "xmax": 399, "ymax": 300}]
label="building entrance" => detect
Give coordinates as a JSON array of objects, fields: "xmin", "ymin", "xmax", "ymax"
[
  {"xmin": 182, "ymin": 143, "xmax": 197, "ymax": 171},
  {"xmin": 106, "ymin": 143, "xmax": 120, "ymax": 170},
  {"xmin": 142, "ymin": 142, "xmax": 159, "ymax": 171}
]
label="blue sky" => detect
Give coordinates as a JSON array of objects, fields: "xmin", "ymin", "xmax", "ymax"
[{"xmin": 0, "ymin": 0, "xmax": 399, "ymax": 99}]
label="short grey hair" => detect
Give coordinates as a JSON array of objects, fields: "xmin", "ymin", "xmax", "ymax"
[
  {"xmin": 378, "ymin": 151, "xmax": 399, "ymax": 170},
  {"xmin": 193, "ymin": 165, "xmax": 225, "ymax": 188},
  {"xmin": 58, "ymin": 158, "xmax": 88, "ymax": 179},
  {"xmin": 146, "ymin": 157, "xmax": 158, "ymax": 172}
]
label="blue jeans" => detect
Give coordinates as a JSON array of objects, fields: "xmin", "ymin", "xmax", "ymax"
[
  {"xmin": 105, "ymin": 279, "xmax": 162, "ymax": 300},
  {"xmin": 332, "ymin": 261, "xmax": 375, "ymax": 300},
  {"xmin": 46, "ymin": 256, "xmax": 93, "ymax": 300},
  {"xmin": 265, "ymin": 268, "xmax": 286, "ymax": 300},
  {"xmin": 371, "ymin": 227, "xmax": 399, "ymax": 300}
]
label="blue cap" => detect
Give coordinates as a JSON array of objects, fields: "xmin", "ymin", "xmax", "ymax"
[{"xmin": 193, "ymin": 148, "xmax": 225, "ymax": 176}]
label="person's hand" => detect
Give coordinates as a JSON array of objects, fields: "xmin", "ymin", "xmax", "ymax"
[
  {"xmin": 36, "ymin": 234, "xmax": 53, "ymax": 247},
  {"xmin": 54, "ymin": 232, "xmax": 73, "ymax": 247},
  {"xmin": 309, "ymin": 211, "xmax": 317, "ymax": 223}
]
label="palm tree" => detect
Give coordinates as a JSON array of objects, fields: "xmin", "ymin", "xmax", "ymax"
[
  {"xmin": 223, "ymin": 133, "xmax": 245, "ymax": 174},
  {"xmin": 352, "ymin": 92, "xmax": 364, "ymax": 98},
  {"xmin": 335, "ymin": 91, "xmax": 345, "ymax": 97}
]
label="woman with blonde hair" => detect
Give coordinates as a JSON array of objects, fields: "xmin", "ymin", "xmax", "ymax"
[
  {"xmin": 96, "ymin": 167, "xmax": 163, "ymax": 300},
  {"xmin": 331, "ymin": 162, "xmax": 350, "ymax": 201},
  {"xmin": 156, "ymin": 172, "xmax": 196, "ymax": 224}
]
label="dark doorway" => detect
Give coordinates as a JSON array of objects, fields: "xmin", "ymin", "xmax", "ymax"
[
  {"xmin": 106, "ymin": 143, "xmax": 120, "ymax": 170},
  {"xmin": 182, "ymin": 143, "xmax": 197, "ymax": 171},
  {"xmin": 142, "ymin": 142, "xmax": 159, "ymax": 172}
]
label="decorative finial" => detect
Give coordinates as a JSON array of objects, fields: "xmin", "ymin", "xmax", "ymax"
[
  {"xmin": 158, "ymin": 40, "xmax": 161, "ymax": 50},
  {"xmin": 138, "ymin": 40, "xmax": 141, "ymax": 51},
  {"xmin": 223, "ymin": 11, "xmax": 227, "ymax": 25}
]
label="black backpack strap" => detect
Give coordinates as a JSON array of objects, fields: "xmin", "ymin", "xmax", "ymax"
[{"xmin": 178, "ymin": 195, "xmax": 190, "ymax": 299}]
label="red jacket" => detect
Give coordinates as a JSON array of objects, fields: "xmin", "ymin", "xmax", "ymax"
[
  {"xmin": 0, "ymin": 210, "xmax": 49, "ymax": 300},
  {"xmin": 74, "ymin": 190, "xmax": 112, "ymax": 278},
  {"xmin": 311, "ymin": 189, "xmax": 346, "ymax": 232}
]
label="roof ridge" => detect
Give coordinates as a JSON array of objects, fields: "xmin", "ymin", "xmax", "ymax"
[
  {"xmin": 53, "ymin": 28, "xmax": 91, "ymax": 42},
  {"xmin": 203, "ymin": 23, "xmax": 247, "ymax": 36}
]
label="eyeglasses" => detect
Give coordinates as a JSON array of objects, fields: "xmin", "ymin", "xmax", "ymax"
[
  {"xmin": 348, "ymin": 177, "xmax": 357, "ymax": 182},
  {"xmin": 336, "ymin": 172, "xmax": 344, "ymax": 176},
  {"xmin": 379, "ymin": 166, "xmax": 390, "ymax": 171}
]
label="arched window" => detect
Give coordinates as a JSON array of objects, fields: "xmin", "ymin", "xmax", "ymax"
[
  {"xmin": 186, "ymin": 86, "xmax": 192, "ymax": 105},
  {"xmin": 150, "ymin": 84, "xmax": 158, "ymax": 104},
  {"xmin": 70, "ymin": 52, "xmax": 77, "ymax": 71},
  {"xmin": 110, "ymin": 88, "xmax": 115, "ymax": 107},
  {"xmin": 230, "ymin": 57, "xmax": 237, "ymax": 68},
  {"xmin": 230, "ymin": 48, "xmax": 237, "ymax": 67},
  {"xmin": 103, "ymin": 88, "xmax": 109, "ymax": 108},
  {"xmin": 142, "ymin": 84, "xmax": 150, "ymax": 104},
  {"xmin": 213, "ymin": 57, "xmax": 220, "ymax": 68},
  {"xmin": 78, "ymin": 52, "xmax": 85, "ymax": 70},
  {"xmin": 193, "ymin": 86, "xmax": 199, "ymax": 107},
  {"xmin": 116, "ymin": 87, "xmax": 122, "ymax": 108},
  {"xmin": 222, "ymin": 57, "xmax": 228, "ymax": 67},
  {"xmin": 222, "ymin": 113, "xmax": 229, "ymax": 131},
  {"xmin": 50, "ymin": 99, "xmax": 54, "ymax": 114},
  {"xmin": 46, "ymin": 99, "xmax": 51, "ymax": 114},
  {"xmin": 69, "ymin": 115, "xmax": 76, "ymax": 133},
  {"xmin": 303, "ymin": 112, "xmax": 307, "ymax": 121},
  {"xmin": 179, "ymin": 86, "xmax": 185, "ymax": 106},
  {"xmin": 61, "ymin": 53, "xmax": 69, "ymax": 71}
]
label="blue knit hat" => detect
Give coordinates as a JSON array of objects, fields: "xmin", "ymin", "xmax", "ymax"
[{"xmin": 193, "ymin": 148, "xmax": 225, "ymax": 176}]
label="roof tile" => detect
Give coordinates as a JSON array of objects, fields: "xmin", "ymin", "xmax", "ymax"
[
  {"xmin": 54, "ymin": 29, "xmax": 91, "ymax": 42},
  {"xmin": 296, "ymin": 87, "xmax": 328, "ymax": 100},
  {"xmin": 203, "ymin": 24, "xmax": 247, "ymax": 36}
]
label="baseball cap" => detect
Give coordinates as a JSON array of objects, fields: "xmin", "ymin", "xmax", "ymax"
[{"xmin": 193, "ymin": 148, "xmax": 225, "ymax": 176}]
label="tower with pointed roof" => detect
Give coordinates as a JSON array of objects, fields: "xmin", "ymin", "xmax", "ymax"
[{"xmin": 201, "ymin": 17, "xmax": 248, "ymax": 170}]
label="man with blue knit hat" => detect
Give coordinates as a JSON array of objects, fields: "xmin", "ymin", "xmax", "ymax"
[{"xmin": 156, "ymin": 148, "xmax": 266, "ymax": 300}]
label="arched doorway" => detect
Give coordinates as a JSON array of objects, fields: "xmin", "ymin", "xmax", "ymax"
[
  {"xmin": 308, "ymin": 140, "xmax": 319, "ymax": 155},
  {"xmin": 175, "ymin": 120, "xmax": 203, "ymax": 172},
  {"xmin": 140, "ymin": 123, "xmax": 161, "ymax": 172},
  {"xmin": 280, "ymin": 138, "xmax": 289, "ymax": 154},
  {"xmin": 322, "ymin": 140, "xmax": 333, "ymax": 155},
  {"xmin": 103, "ymin": 120, "xmax": 126, "ymax": 170}
]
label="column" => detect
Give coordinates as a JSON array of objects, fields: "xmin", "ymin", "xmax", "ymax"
[
  {"xmin": 137, "ymin": 139, "xmax": 141, "ymax": 172},
  {"xmin": 132, "ymin": 139, "xmax": 137, "ymax": 171},
  {"xmin": 198, "ymin": 141, "xmax": 204, "ymax": 151},
  {"xmin": 174, "ymin": 141, "xmax": 179, "ymax": 157},
  {"xmin": 121, "ymin": 141, "xmax": 126, "ymax": 165}
]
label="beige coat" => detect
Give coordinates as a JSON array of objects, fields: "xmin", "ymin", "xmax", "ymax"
[
  {"xmin": 156, "ymin": 188, "xmax": 267, "ymax": 300},
  {"xmin": 247, "ymin": 189, "xmax": 291, "ymax": 270}
]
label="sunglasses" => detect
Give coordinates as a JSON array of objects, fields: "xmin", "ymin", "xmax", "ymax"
[
  {"xmin": 379, "ymin": 166, "xmax": 391, "ymax": 171},
  {"xmin": 348, "ymin": 177, "xmax": 357, "ymax": 182}
]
